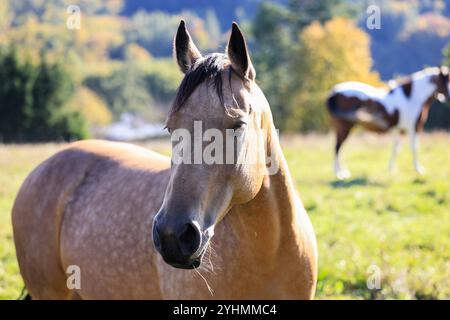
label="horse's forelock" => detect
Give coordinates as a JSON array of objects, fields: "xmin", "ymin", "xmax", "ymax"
[{"xmin": 170, "ymin": 53, "xmax": 230, "ymax": 116}]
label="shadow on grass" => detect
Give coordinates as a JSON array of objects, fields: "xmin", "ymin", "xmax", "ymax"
[
  {"xmin": 330, "ymin": 176, "xmax": 384, "ymax": 189},
  {"xmin": 412, "ymin": 177, "xmax": 427, "ymax": 185}
]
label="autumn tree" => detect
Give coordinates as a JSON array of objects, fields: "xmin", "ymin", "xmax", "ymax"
[
  {"xmin": 251, "ymin": 0, "xmax": 355, "ymax": 131},
  {"xmin": 66, "ymin": 87, "xmax": 112, "ymax": 128},
  {"xmin": 286, "ymin": 18, "xmax": 382, "ymax": 132}
]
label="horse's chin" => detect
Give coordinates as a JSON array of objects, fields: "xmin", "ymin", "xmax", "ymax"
[
  {"xmin": 167, "ymin": 249, "xmax": 205, "ymax": 269},
  {"xmin": 169, "ymin": 260, "xmax": 200, "ymax": 269}
]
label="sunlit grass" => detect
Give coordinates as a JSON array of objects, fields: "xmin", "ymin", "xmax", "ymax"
[
  {"xmin": 282, "ymin": 132, "xmax": 450, "ymax": 299},
  {"xmin": 0, "ymin": 133, "xmax": 448, "ymax": 299},
  {"xmin": 0, "ymin": 144, "xmax": 65, "ymax": 299}
]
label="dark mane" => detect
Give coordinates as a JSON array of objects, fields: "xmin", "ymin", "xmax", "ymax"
[
  {"xmin": 389, "ymin": 75, "xmax": 413, "ymax": 97},
  {"xmin": 170, "ymin": 53, "xmax": 229, "ymax": 114}
]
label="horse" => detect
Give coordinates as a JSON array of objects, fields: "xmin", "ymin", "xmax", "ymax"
[
  {"xmin": 327, "ymin": 66, "xmax": 450, "ymax": 179},
  {"xmin": 12, "ymin": 21, "xmax": 317, "ymax": 299}
]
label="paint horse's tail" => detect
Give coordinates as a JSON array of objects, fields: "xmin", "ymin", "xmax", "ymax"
[
  {"xmin": 326, "ymin": 94, "xmax": 390, "ymax": 131},
  {"xmin": 326, "ymin": 94, "xmax": 339, "ymax": 113}
]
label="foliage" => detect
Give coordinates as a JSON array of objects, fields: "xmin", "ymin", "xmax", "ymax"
[
  {"xmin": 287, "ymin": 18, "xmax": 381, "ymax": 132},
  {"xmin": 288, "ymin": 0, "xmax": 353, "ymax": 31},
  {"xmin": 364, "ymin": 1, "xmax": 450, "ymax": 79},
  {"xmin": 1, "ymin": 1, "xmax": 208, "ymax": 131},
  {"xmin": 142, "ymin": 58, "xmax": 183, "ymax": 106},
  {"xmin": 444, "ymin": 42, "xmax": 450, "ymax": 66},
  {"xmin": 251, "ymin": 2, "xmax": 293, "ymax": 128},
  {"xmin": 252, "ymin": 0, "xmax": 450, "ymax": 131},
  {"xmin": 121, "ymin": 0, "xmax": 262, "ymax": 30},
  {"xmin": 125, "ymin": 10, "xmax": 220, "ymax": 58},
  {"xmin": 0, "ymin": 1, "xmax": 12, "ymax": 33},
  {"xmin": 84, "ymin": 60, "xmax": 152, "ymax": 119},
  {"xmin": 66, "ymin": 87, "xmax": 112, "ymax": 127},
  {"xmin": 125, "ymin": 10, "xmax": 181, "ymax": 58},
  {"xmin": 0, "ymin": 48, "xmax": 87, "ymax": 142},
  {"xmin": 2, "ymin": 0, "xmax": 450, "ymax": 137},
  {"xmin": 84, "ymin": 53, "xmax": 182, "ymax": 121},
  {"xmin": 251, "ymin": 1, "xmax": 359, "ymax": 131},
  {"xmin": 251, "ymin": 1, "xmax": 377, "ymax": 132}
]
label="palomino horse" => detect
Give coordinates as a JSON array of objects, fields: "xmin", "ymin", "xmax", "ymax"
[
  {"xmin": 327, "ymin": 66, "xmax": 449, "ymax": 179},
  {"xmin": 12, "ymin": 21, "xmax": 317, "ymax": 299}
]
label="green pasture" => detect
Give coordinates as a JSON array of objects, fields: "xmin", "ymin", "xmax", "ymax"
[{"xmin": 0, "ymin": 133, "xmax": 449, "ymax": 299}]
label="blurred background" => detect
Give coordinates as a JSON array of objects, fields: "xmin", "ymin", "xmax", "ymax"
[
  {"xmin": 0, "ymin": 1, "xmax": 449, "ymax": 300},
  {"xmin": 1, "ymin": 0, "xmax": 450, "ymax": 141}
]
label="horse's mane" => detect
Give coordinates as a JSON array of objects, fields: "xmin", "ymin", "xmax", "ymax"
[
  {"xmin": 389, "ymin": 75, "xmax": 413, "ymax": 97},
  {"xmin": 170, "ymin": 53, "xmax": 230, "ymax": 115}
]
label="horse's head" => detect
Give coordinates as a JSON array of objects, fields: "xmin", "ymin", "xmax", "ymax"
[
  {"xmin": 153, "ymin": 21, "xmax": 274, "ymax": 269},
  {"xmin": 434, "ymin": 66, "xmax": 450, "ymax": 102}
]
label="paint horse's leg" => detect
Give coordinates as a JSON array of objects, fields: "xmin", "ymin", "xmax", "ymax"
[
  {"xmin": 410, "ymin": 131, "xmax": 425, "ymax": 175},
  {"xmin": 388, "ymin": 130, "xmax": 402, "ymax": 172},
  {"xmin": 334, "ymin": 122, "xmax": 353, "ymax": 180}
]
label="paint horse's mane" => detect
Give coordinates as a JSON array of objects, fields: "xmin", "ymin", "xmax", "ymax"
[
  {"xmin": 389, "ymin": 75, "xmax": 413, "ymax": 97},
  {"xmin": 170, "ymin": 53, "xmax": 230, "ymax": 115}
]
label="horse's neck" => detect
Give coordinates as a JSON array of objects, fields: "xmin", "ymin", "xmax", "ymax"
[
  {"xmin": 207, "ymin": 124, "xmax": 315, "ymax": 297},
  {"xmin": 221, "ymin": 127, "xmax": 299, "ymax": 268},
  {"xmin": 411, "ymin": 75, "xmax": 437, "ymax": 106}
]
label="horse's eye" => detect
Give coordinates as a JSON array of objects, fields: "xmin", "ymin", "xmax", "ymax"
[{"xmin": 232, "ymin": 121, "xmax": 247, "ymax": 130}]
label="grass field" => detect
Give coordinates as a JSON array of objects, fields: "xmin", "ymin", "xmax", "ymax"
[{"xmin": 0, "ymin": 133, "xmax": 449, "ymax": 299}]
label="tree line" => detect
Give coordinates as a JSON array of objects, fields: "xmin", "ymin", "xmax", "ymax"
[
  {"xmin": 0, "ymin": 48, "xmax": 87, "ymax": 142},
  {"xmin": 0, "ymin": 0, "xmax": 449, "ymax": 142}
]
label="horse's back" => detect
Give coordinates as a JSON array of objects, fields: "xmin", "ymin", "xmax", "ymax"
[
  {"xmin": 12, "ymin": 140, "xmax": 170, "ymax": 299},
  {"xmin": 327, "ymin": 82, "xmax": 396, "ymax": 132},
  {"xmin": 331, "ymin": 81, "xmax": 386, "ymax": 100}
]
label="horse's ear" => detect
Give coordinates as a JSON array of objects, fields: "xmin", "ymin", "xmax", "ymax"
[
  {"xmin": 227, "ymin": 22, "xmax": 255, "ymax": 81},
  {"xmin": 174, "ymin": 20, "xmax": 202, "ymax": 74}
]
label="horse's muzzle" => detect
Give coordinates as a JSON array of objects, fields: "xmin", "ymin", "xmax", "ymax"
[{"xmin": 152, "ymin": 218, "xmax": 203, "ymax": 269}]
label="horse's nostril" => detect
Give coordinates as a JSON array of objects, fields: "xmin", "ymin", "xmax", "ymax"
[{"xmin": 178, "ymin": 222, "xmax": 201, "ymax": 257}]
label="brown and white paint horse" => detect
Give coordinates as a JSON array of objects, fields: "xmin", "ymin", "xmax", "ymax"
[
  {"xmin": 12, "ymin": 22, "xmax": 317, "ymax": 299},
  {"xmin": 327, "ymin": 66, "xmax": 450, "ymax": 179}
]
